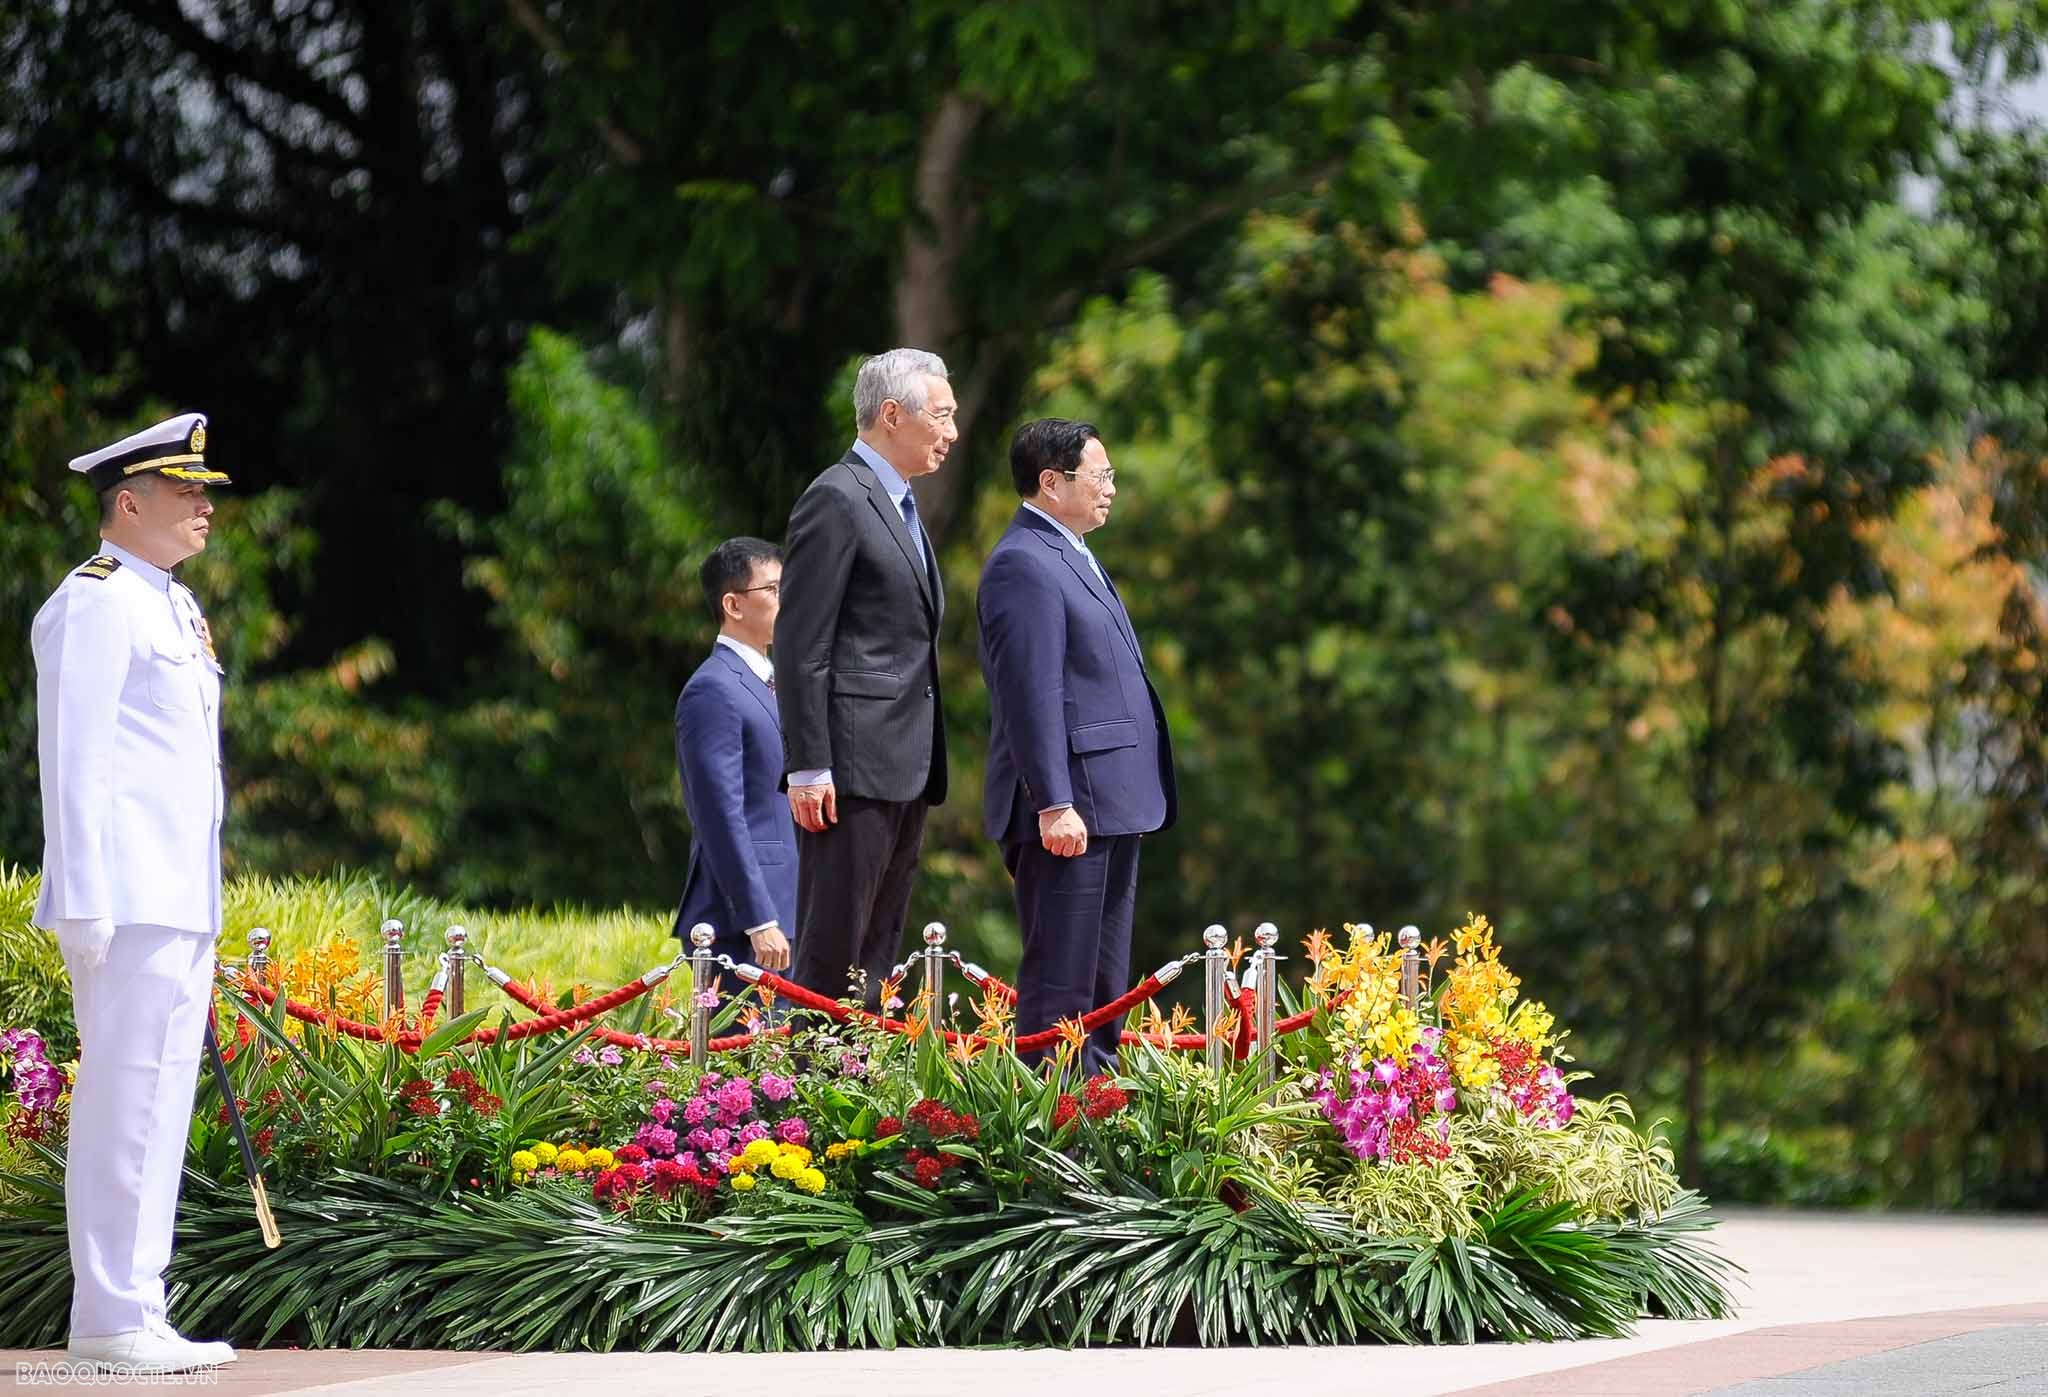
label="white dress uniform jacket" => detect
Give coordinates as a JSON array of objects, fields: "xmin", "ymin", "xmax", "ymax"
[{"xmin": 33, "ymin": 539, "xmax": 225, "ymax": 947}]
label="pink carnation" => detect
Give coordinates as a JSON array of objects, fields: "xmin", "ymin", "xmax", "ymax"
[
  {"xmin": 634, "ymin": 1123, "xmax": 678, "ymax": 1157},
  {"xmin": 775, "ymin": 1116, "xmax": 810, "ymax": 1146}
]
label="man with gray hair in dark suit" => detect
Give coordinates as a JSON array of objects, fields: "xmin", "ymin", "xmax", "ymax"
[{"xmin": 774, "ymin": 348, "xmax": 958, "ymax": 1006}]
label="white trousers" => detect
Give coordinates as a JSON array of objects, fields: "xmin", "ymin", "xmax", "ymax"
[{"xmin": 61, "ymin": 923, "xmax": 216, "ymax": 1338}]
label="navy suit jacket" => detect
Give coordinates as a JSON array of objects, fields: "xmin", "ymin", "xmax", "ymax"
[
  {"xmin": 978, "ymin": 507, "xmax": 1176, "ymax": 844},
  {"xmin": 673, "ymin": 645, "xmax": 799, "ymax": 947}
]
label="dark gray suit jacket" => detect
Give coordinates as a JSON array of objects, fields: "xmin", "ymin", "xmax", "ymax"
[{"xmin": 773, "ymin": 449, "xmax": 948, "ymax": 805}]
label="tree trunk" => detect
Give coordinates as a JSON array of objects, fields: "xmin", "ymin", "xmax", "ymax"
[
  {"xmin": 896, "ymin": 91, "xmax": 983, "ymax": 545},
  {"xmin": 1681, "ymin": 448, "xmax": 1738, "ymax": 1187}
]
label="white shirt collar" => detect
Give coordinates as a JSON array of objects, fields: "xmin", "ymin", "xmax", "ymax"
[
  {"xmin": 850, "ymin": 438, "xmax": 911, "ymax": 502},
  {"xmin": 99, "ymin": 538, "xmax": 172, "ymax": 593},
  {"xmin": 715, "ymin": 634, "xmax": 775, "ymax": 684},
  {"xmin": 1020, "ymin": 500, "xmax": 1093, "ymax": 557}
]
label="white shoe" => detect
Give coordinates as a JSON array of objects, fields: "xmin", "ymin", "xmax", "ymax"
[
  {"xmin": 147, "ymin": 1313, "xmax": 238, "ymax": 1366},
  {"xmin": 68, "ymin": 1319, "xmax": 238, "ymax": 1373}
]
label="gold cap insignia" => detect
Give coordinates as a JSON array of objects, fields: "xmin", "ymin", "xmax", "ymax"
[{"xmin": 189, "ymin": 424, "xmax": 207, "ymax": 453}]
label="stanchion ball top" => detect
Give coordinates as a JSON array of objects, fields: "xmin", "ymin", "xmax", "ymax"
[
  {"xmin": 1397, "ymin": 925, "xmax": 1421, "ymax": 949},
  {"xmin": 922, "ymin": 921, "xmax": 948, "ymax": 946},
  {"xmin": 690, "ymin": 923, "xmax": 716, "ymax": 949},
  {"xmin": 1203, "ymin": 924, "xmax": 1229, "ymax": 949}
]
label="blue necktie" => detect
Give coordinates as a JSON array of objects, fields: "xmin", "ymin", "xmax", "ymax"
[{"xmin": 900, "ymin": 491, "xmax": 936, "ymax": 588}]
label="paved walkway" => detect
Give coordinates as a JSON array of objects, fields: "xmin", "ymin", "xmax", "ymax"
[{"xmin": 7, "ymin": 1209, "xmax": 2046, "ymax": 1395}]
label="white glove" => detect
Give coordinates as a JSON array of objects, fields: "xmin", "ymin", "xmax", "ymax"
[{"xmin": 53, "ymin": 917, "xmax": 116, "ymax": 972}]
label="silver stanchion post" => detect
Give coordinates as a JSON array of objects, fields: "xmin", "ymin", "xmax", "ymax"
[
  {"xmin": 1252, "ymin": 921, "xmax": 1279, "ymax": 1084},
  {"xmin": 921, "ymin": 922, "xmax": 947, "ymax": 1028},
  {"xmin": 1202, "ymin": 924, "xmax": 1230, "ymax": 1074},
  {"xmin": 688, "ymin": 923, "xmax": 715, "ymax": 1065},
  {"xmin": 445, "ymin": 925, "xmax": 468, "ymax": 1020},
  {"xmin": 1398, "ymin": 925, "xmax": 1421, "ymax": 1010},
  {"xmin": 381, "ymin": 918, "xmax": 405, "ymax": 1019},
  {"xmin": 247, "ymin": 927, "xmax": 272, "ymax": 988}
]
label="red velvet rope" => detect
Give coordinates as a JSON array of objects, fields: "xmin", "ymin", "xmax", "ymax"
[
  {"xmin": 228, "ymin": 959, "xmax": 1356, "ymax": 1061},
  {"xmin": 1231, "ymin": 985, "xmax": 1257, "ymax": 1059},
  {"xmin": 491, "ymin": 974, "xmax": 790, "ymax": 1054}
]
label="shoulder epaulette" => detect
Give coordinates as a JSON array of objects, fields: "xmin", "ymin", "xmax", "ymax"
[{"xmin": 74, "ymin": 555, "xmax": 121, "ymax": 581}]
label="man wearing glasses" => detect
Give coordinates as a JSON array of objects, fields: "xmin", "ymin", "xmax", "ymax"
[
  {"xmin": 775, "ymin": 349, "xmax": 956, "ymax": 1006},
  {"xmin": 977, "ymin": 419, "xmax": 1177, "ymax": 1074},
  {"xmin": 673, "ymin": 538, "xmax": 796, "ymax": 992}
]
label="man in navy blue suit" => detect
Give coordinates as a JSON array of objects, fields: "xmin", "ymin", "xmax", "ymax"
[
  {"xmin": 978, "ymin": 420, "xmax": 1177, "ymax": 1074},
  {"xmin": 674, "ymin": 538, "xmax": 798, "ymax": 997}
]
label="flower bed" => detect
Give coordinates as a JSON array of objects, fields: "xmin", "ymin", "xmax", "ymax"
[{"xmin": 0, "ymin": 917, "xmax": 1738, "ymax": 1351}]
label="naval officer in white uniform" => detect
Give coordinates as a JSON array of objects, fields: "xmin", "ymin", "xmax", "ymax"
[{"xmin": 33, "ymin": 411, "xmax": 239, "ymax": 1373}]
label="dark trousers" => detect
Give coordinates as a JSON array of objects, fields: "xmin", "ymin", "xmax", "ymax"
[
  {"xmin": 791, "ymin": 795, "xmax": 928, "ymax": 1009},
  {"xmin": 1005, "ymin": 833, "xmax": 1140, "ymax": 1077}
]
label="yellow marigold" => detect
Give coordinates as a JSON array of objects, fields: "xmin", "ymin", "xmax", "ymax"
[
  {"xmin": 730, "ymin": 1173, "xmax": 756, "ymax": 1192},
  {"xmin": 794, "ymin": 1168, "xmax": 827, "ymax": 1194},
  {"xmin": 824, "ymin": 1140, "xmax": 859, "ymax": 1162},
  {"xmin": 777, "ymin": 1143, "xmax": 812, "ymax": 1166},
  {"xmin": 510, "ymin": 1150, "xmax": 538, "ymax": 1174},
  {"xmin": 770, "ymin": 1154, "xmax": 802, "ymax": 1180},
  {"xmin": 556, "ymin": 1149, "xmax": 587, "ymax": 1173},
  {"xmin": 511, "ymin": 1172, "xmax": 528, "ymax": 1186},
  {"xmin": 741, "ymin": 1138, "xmax": 780, "ymax": 1168},
  {"xmin": 584, "ymin": 1147, "xmax": 614, "ymax": 1170},
  {"xmin": 530, "ymin": 1142, "xmax": 558, "ymax": 1166}
]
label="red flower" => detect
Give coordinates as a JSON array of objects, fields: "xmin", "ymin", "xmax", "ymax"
[
  {"xmin": 1081, "ymin": 1075, "xmax": 1128, "ymax": 1120},
  {"xmin": 254, "ymin": 1127, "xmax": 275, "ymax": 1156},
  {"xmin": 445, "ymin": 1069, "xmax": 476, "ymax": 1090},
  {"xmin": 1052, "ymin": 1095, "xmax": 1079, "ymax": 1129},
  {"xmin": 912, "ymin": 1155, "xmax": 945, "ymax": 1189},
  {"xmin": 470, "ymin": 1092, "xmax": 502, "ymax": 1117},
  {"xmin": 261, "ymin": 1089, "xmax": 285, "ymax": 1109},
  {"xmin": 615, "ymin": 1144, "xmax": 649, "ymax": 1166},
  {"xmin": 875, "ymin": 1116, "xmax": 902, "ymax": 1138},
  {"xmin": 650, "ymin": 1158, "xmax": 686, "ymax": 1199},
  {"xmin": 939, "ymin": 1151, "xmax": 968, "ymax": 1171},
  {"xmin": 408, "ymin": 1097, "xmax": 440, "ymax": 1118}
]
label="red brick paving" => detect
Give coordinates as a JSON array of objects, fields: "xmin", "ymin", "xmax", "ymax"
[{"xmin": 1447, "ymin": 1301, "xmax": 2048, "ymax": 1396}]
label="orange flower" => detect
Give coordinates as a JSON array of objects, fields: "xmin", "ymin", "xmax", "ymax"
[
  {"xmin": 973, "ymin": 987, "xmax": 1013, "ymax": 1042},
  {"xmin": 947, "ymin": 1034, "xmax": 984, "ymax": 1063},
  {"xmin": 1302, "ymin": 929, "xmax": 1332, "ymax": 966},
  {"xmin": 1227, "ymin": 937, "xmax": 1249, "ymax": 970},
  {"xmin": 1211, "ymin": 1005, "xmax": 1240, "ymax": 1044},
  {"xmin": 1423, "ymin": 937, "xmax": 1449, "ymax": 970},
  {"xmin": 1168, "ymin": 1004, "xmax": 1195, "ymax": 1035},
  {"xmin": 1054, "ymin": 1017, "xmax": 1088, "ymax": 1055}
]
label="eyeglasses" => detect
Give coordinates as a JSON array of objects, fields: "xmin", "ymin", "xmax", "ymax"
[
  {"xmin": 1061, "ymin": 467, "xmax": 1116, "ymax": 487},
  {"xmin": 736, "ymin": 582, "xmax": 781, "ymax": 597},
  {"xmin": 912, "ymin": 405, "xmax": 959, "ymax": 427}
]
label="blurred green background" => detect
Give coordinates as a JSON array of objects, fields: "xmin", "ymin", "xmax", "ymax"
[{"xmin": 4, "ymin": 2, "xmax": 2046, "ymax": 1209}]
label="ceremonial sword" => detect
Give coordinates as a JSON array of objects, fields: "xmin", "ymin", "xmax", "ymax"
[{"xmin": 203, "ymin": 1015, "xmax": 283, "ymax": 1248}]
